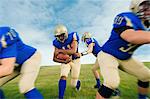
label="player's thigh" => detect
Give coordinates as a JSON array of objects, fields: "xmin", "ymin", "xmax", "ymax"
[
  {"xmin": 0, "ymin": 70, "xmax": 19, "ymax": 86},
  {"xmin": 120, "ymin": 58, "xmax": 150, "ymax": 81},
  {"xmin": 71, "ymin": 59, "xmax": 81, "ymax": 78},
  {"xmin": 19, "ymin": 51, "xmax": 41, "ymax": 87},
  {"xmin": 20, "ymin": 51, "xmax": 41, "ymax": 74},
  {"xmin": 60, "ymin": 63, "xmax": 71, "ymax": 77},
  {"xmin": 97, "ymin": 51, "xmax": 120, "ymax": 88}
]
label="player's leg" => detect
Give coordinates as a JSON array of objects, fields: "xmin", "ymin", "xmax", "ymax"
[
  {"xmin": 137, "ymin": 81, "xmax": 149, "ymax": 99},
  {"xmin": 96, "ymin": 51, "xmax": 120, "ymax": 99},
  {"xmin": 59, "ymin": 63, "xmax": 71, "ymax": 99},
  {"xmin": 71, "ymin": 59, "xmax": 81, "ymax": 91},
  {"xmin": 0, "ymin": 69, "xmax": 20, "ymax": 98},
  {"xmin": 18, "ymin": 51, "xmax": 43, "ymax": 99},
  {"xmin": 92, "ymin": 58, "xmax": 101, "ymax": 89},
  {"xmin": 119, "ymin": 58, "xmax": 150, "ymax": 99}
]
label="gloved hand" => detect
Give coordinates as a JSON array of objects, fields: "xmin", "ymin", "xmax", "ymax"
[{"xmin": 73, "ymin": 53, "xmax": 81, "ymax": 59}]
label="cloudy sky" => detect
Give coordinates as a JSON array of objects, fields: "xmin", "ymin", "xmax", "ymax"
[{"xmin": 0, "ymin": 0, "xmax": 149, "ymax": 65}]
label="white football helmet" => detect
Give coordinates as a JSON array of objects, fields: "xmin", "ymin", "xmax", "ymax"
[
  {"xmin": 130, "ymin": 0, "xmax": 150, "ymax": 20},
  {"xmin": 82, "ymin": 32, "xmax": 92, "ymax": 42},
  {"xmin": 54, "ymin": 24, "xmax": 68, "ymax": 42}
]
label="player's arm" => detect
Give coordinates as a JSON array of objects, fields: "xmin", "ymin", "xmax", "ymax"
[
  {"xmin": 53, "ymin": 47, "xmax": 71, "ymax": 64},
  {"xmin": 86, "ymin": 43, "xmax": 94, "ymax": 53},
  {"xmin": 0, "ymin": 57, "xmax": 16, "ymax": 77},
  {"xmin": 113, "ymin": 14, "xmax": 150, "ymax": 44},
  {"xmin": 81, "ymin": 43, "xmax": 94, "ymax": 56},
  {"xmin": 120, "ymin": 29, "xmax": 150, "ymax": 44},
  {"xmin": 58, "ymin": 40, "xmax": 78, "ymax": 55}
]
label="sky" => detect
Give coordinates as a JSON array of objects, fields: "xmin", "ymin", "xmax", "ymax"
[{"xmin": 0, "ymin": 0, "xmax": 149, "ymax": 65}]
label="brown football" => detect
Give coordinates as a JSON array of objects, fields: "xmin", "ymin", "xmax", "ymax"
[{"xmin": 56, "ymin": 53, "xmax": 70, "ymax": 60}]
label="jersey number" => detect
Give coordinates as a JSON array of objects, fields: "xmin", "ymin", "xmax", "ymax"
[
  {"xmin": 114, "ymin": 16, "xmax": 124, "ymax": 25},
  {"xmin": 119, "ymin": 44, "xmax": 138, "ymax": 54},
  {"xmin": 6, "ymin": 29, "xmax": 17, "ymax": 40}
]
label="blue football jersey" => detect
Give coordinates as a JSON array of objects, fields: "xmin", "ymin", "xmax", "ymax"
[
  {"xmin": 85, "ymin": 38, "xmax": 101, "ymax": 57},
  {"xmin": 0, "ymin": 27, "xmax": 19, "ymax": 47},
  {"xmin": 0, "ymin": 41, "xmax": 2, "ymax": 52},
  {"xmin": 102, "ymin": 12, "xmax": 146, "ymax": 60},
  {"xmin": 0, "ymin": 27, "xmax": 36, "ymax": 65},
  {"xmin": 53, "ymin": 32, "xmax": 79, "ymax": 60}
]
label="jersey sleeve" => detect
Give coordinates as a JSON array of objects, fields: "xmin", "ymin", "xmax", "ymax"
[
  {"xmin": 113, "ymin": 14, "xmax": 134, "ymax": 35},
  {"xmin": 0, "ymin": 43, "xmax": 2, "ymax": 52},
  {"xmin": 0, "ymin": 27, "xmax": 20, "ymax": 48},
  {"xmin": 53, "ymin": 39, "xmax": 61, "ymax": 49},
  {"xmin": 0, "ymin": 43, "xmax": 17, "ymax": 59},
  {"xmin": 53, "ymin": 40, "xmax": 57, "ymax": 47},
  {"xmin": 73, "ymin": 32, "xmax": 79, "ymax": 43},
  {"xmin": 5, "ymin": 28, "xmax": 20, "ymax": 46}
]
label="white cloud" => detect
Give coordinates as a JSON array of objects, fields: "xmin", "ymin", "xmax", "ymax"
[{"xmin": 0, "ymin": 0, "xmax": 149, "ymax": 65}]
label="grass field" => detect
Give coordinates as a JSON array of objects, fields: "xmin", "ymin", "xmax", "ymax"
[{"xmin": 2, "ymin": 62, "xmax": 150, "ymax": 99}]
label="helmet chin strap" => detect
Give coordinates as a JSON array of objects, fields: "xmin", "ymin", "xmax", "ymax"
[{"xmin": 57, "ymin": 38, "xmax": 65, "ymax": 42}]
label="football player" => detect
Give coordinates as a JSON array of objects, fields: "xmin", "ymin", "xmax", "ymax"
[
  {"xmin": 0, "ymin": 27, "xmax": 43, "ymax": 99},
  {"xmin": 96, "ymin": 0, "xmax": 150, "ymax": 99},
  {"xmin": 81, "ymin": 32, "xmax": 102, "ymax": 89},
  {"xmin": 81, "ymin": 32, "xmax": 120, "ymax": 96},
  {"xmin": 53, "ymin": 24, "xmax": 81, "ymax": 99}
]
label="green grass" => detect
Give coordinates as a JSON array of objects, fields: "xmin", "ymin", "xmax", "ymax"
[{"xmin": 2, "ymin": 62, "xmax": 150, "ymax": 99}]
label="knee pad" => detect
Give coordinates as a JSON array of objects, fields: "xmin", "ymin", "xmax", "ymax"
[
  {"xmin": 138, "ymin": 80, "xmax": 149, "ymax": 88},
  {"xmin": 98, "ymin": 84, "xmax": 114, "ymax": 98}
]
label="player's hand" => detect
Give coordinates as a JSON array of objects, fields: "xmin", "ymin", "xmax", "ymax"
[
  {"xmin": 73, "ymin": 53, "xmax": 81, "ymax": 59},
  {"xmin": 55, "ymin": 49, "xmax": 60, "ymax": 55},
  {"xmin": 78, "ymin": 53, "xmax": 82, "ymax": 57}
]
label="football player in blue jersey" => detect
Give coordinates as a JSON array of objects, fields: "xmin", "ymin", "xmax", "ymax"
[
  {"xmin": 81, "ymin": 32, "xmax": 120, "ymax": 96},
  {"xmin": 81, "ymin": 32, "xmax": 102, "ymax": 89},
  {"xmin": 53, "ymin": 24, "xmax": 81, "ymax": 99},
  {"xmin": 0, "ymin": 27, "xmax": 43, "ymax": 99},
  {"xmin": 96, "ymin": 0, "xmax": 150, "ymax": 99}
]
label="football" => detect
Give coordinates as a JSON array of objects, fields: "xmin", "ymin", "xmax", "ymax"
[{"xmin": 56, "ymin": 53, "xmax": 70, "ymax": 60}]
